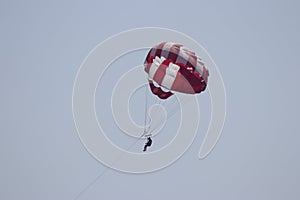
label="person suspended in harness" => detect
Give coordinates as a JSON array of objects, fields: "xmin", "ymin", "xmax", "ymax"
[{"xmin": 143, "ymin": 137, "xmax": 152, "ymax": 152}]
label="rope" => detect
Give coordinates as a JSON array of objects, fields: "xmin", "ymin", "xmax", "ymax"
[{"xmin": 143, "ymin": 84, "xmax": 149, "ymax": 133}]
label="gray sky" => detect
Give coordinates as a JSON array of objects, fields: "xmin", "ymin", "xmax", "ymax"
[{"xmin": 1, "ymin": 0, "xmax": 300, "ymax": 199}]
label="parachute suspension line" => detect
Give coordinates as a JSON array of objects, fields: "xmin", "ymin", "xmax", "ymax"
[
  {"xmin": 154, "ymin": 98, "xmax": 167, "ymax": 119},
  {"xmin": 143, "ymin": 84, "xmax": 150, "ymax": 135},
  {"xmin": 149, "ymin": 95, "xmax": 189, "ymax": 133},
  {"xmin": 148, "ymin": 96, "xmax": 169, "ymax": 134},
  {"xmin": 150, "ymin": 95, "xmax": 160, "ymax": 118},
  {"xmin": 153, "ymin": 96, "xmax": 164, "ymax": 116},
  {"xmin": 153, "ymin": 95, "xmax": 159, "ymax": 106}
]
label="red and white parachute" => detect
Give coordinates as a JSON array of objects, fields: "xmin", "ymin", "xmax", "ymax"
[{"xmin": 144, "ymin": 42, "xmax": 209, "ymax": 99}]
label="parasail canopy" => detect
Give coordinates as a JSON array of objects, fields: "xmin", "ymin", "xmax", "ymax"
[{"xmin": 144, "ymin": 42, "xmax": 209, "ymax": 99}]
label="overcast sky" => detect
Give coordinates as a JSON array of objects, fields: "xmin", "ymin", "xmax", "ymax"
[{"xmin": 1, "ymin": 0, "xmax": 300, "ymax": 199}]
